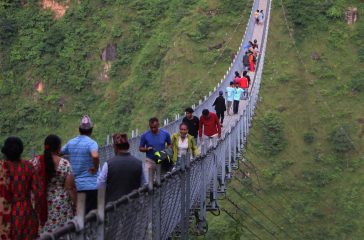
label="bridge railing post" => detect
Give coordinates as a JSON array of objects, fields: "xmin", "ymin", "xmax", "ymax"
[
  {"xmin": 96, "ymin": 187, "xmax": 106, "ymax": 239},
  {"xmin": 74, "ymin": 192, "xmax": 86, "ymax": 240},
  {"xmin": 152, "ymin": 165, "xmax": 161, "ymax": 240}
]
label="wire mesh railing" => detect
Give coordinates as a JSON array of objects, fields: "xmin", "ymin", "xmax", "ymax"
[{"xmin": 40, "ymin": 0, "xmax": 271, "ymax": 239}]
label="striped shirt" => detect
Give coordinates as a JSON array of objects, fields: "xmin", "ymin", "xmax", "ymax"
[{"xmin": 61, "ymin": 135, "xmax": 98, "ymax": 191}]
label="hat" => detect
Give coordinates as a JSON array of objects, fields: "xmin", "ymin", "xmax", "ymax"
[
  {"xmin": 80, "ymin": 115, "xmax": 93, "ymax": 130},
  {"xmin": 219, "ymin": 90, "xmax": 223, "ymax": 95}
]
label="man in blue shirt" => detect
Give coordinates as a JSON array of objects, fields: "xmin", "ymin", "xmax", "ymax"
[
  {"xmin": 61, "ymin": 115, "xmax": 99, "ymax": 213},
  {"xmin": 226, "ymin": 81, "xmax": 236, "ymax": 115},
  {"xmin": 139, "ymin": 117, "xmax": 171, "ymax": 181}
]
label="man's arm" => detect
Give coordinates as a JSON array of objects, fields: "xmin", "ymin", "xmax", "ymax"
[
  {"xmin": 166, "ymin": 132, "xmax": 172, "ymax": 148},
  {"xmin": 89, "ymin": 142, "xmax": 99, "ymax": 174},
  {"xmin": 139, "ymin": 134, "xmax": 153, "ymax": 152}
]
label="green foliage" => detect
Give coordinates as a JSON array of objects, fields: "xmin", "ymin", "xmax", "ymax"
[
  {"xmin": 260, "ymin": 111, "xmax": 285, "ymax": 155},
  {"xmin": 303, "ymin": 132, "xmax": 315, "ymax": 144},
  {"xmin": 329, "ymin": 125, "xmax": 355, "ymax": 154},
  {"xmin": 350, "ymin": 71, "xmax": 364, "ymax": 92}
]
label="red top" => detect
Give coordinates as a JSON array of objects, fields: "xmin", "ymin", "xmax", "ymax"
[
  {"xmin": 199, "ymin": 112, "xmax": 221, "ymax": 137},
  {"xmin": 240, "ymin": 77, "xmax": 249, "ymax": 89}
]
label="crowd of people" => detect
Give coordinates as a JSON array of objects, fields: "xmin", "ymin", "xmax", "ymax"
[{"xmin": 0, "ymin": 28, "xmax": 259, "ymax": 240}]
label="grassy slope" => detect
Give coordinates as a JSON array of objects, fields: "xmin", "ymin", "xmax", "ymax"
[
  {"xmin": 0, "ymin": 0, "xmax": 252, "ymax": 154},
  {"xmin": 199, "ymin": 0, "xmax": 364, "ymax": 239}
]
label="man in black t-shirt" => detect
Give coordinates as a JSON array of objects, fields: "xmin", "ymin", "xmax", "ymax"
[{"xmin": 182, "ymin": 107, "xmax": 199, "ymax": 141}]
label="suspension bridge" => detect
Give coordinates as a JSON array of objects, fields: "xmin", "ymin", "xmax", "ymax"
[{"xmin": 41, "ymin": 0, "xmax": 272, "ymax": 239}]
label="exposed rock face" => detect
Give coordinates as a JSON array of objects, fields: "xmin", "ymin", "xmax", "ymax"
[
  {"xmin": 41, "ymin": 0, "xmax": 69, "ymax": 19},
  {"xmin": 346, "ymin": 7, "xmax": 358, "ymax": 25},
  {"xmin": 100, "ymin": 44, "xmax": 117, "ymax": 61}
]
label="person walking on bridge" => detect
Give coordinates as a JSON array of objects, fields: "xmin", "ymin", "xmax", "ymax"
[
  {"xmin": 226, "ymin": 81, "xmax": 235, "ymax": 116},
  {"xmin": 139, "ymin": 117, "xmax": 171, "ymax": 181},
  {"xmin": 171, "ymin": 123, "xmax": 198, "ymax": 167},
  {"xmin": 97, "ymin": 133, "xmax": 145, "ymax": 203},
  {"xmin": 254, "ymin": 9, "xmax": 260, "ymax": 24},
  {"xmin": 213, "ymin": 91, "xmax": 227, "ymax": 126},
  {"xmin": 233, "ymin": 85, "xmax": 244, "ymax": 114},
  {"xmin": 61, "ymin": 115, "xmax": 99, "ymax": 214},
  {"xmin": 243, "ymin": 51, "xmax": 250, "ymax": 71},
  {"xmin": 199, "ymin": 109, "xmax": 221, "ymax": 148},
  {"xmin": 182, "ymin": 107, "xmax": 199, "ymax": 143},
  {"xmin": 31, "ymin": 134, "xmax": 77, "ymax": 235}
]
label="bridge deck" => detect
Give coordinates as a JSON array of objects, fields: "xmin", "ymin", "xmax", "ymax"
[{"xmin": 222, "ymin": 0, "xmax": 267, "ymax": 136}]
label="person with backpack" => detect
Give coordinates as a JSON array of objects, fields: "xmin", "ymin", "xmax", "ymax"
[
  {"xmin": 243, "ymin": 51, "xmax": 250, "ymax": 71},
  {"xmin": 233, "ymin": 85, "xmax": 244, "ymax": 114},
  {"xmin": 139, "ymin": 117, "xmax": 172, "ymax": 179},
  {"xmin": 213, "ymin": 91, "xmax": 227, "ymax": 126},
  {"xmin": 226, "ymin": 81, "xmax": 236, "ymax": 115}
]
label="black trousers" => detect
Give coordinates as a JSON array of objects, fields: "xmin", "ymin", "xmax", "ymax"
[
  {"xmin": 233, "ymin": 100, "xmax": 240, "ymax": 114},
  {"xmin": 78, "ymin": 189, "xmax": 98, "ymax": 213},
  {"xmin": 216, "ymin": 111, "xmax": 225, "ymax": 124}
]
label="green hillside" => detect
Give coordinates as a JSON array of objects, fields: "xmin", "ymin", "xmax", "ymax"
[
  {"xmin": 200, "ymin": 0, "xmax": 364, "ymax": 239},
  {"xmin": 0, "ymin": 0, "xmax": 251, "ymax": 152}
]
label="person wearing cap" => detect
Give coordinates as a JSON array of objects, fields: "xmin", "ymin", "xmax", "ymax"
[
  {"xmin": 212, "ymin": 91, "xmax": 227, "ymax": 126},
  {"xmin": 226, "ymin": 81, "xmax": 235, "ymax": 116},
  {"xmin": 182, "ymin": 107, "xmax": 199, "ymax": 142},
  {"xmin": 61, "ymin": 115, "xmax": 99, "ymax": 213},
  {"xmin": 198, "ymin": 109, "xmax": 221, "ymax": 148},
  {"xmin": 97, "ymin": 133, "xmax": 145, "ymax": 203},
  {"xmin": 139, "ymin": 117, "xmax": 172, "ymax": 180}
]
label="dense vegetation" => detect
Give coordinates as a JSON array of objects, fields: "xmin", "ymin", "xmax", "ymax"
[
  {"xmin": 202, "ymin": 0, "xmax": 364, "ymax": 239},
  {"xmin": 0, "ymin": 0, "xmax": 250, "ymax": 152}
]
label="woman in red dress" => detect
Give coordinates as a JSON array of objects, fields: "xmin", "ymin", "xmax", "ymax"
[{"xmin": 1, "ymin": 137, "xmax": 44, "ymax": 240}]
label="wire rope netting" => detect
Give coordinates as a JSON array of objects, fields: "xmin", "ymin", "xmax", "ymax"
[{"xmin": 42, "ymin": 0, "xmax": 272, "ymax": 239}]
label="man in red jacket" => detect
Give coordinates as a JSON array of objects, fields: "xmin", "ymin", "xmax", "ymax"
[{"xmin": 199, "ymin": 109, "xmax": 222, "ymax": 148}]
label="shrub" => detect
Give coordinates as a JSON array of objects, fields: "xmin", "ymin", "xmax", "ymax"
[
  {"xmin": 329, "ymin": 125, "xmax": 354, "ymax": 154},
  {"xmin": 304, "ymin": 132, "xmax": 315, "ymax": 144}
]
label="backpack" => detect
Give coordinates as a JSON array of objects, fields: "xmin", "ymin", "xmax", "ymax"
[{"xmin": 154, "ymin": 149, "xmax": 174, "ymax": 172}]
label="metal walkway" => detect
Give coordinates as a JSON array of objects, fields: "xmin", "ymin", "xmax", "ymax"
[{"xmin": 41, "ymin": 0, "xmax": 272, "ymax": 239}]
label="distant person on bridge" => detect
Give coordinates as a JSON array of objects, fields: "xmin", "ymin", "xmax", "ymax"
[
  {"xmin": 31, "ymin": 134, "xmax": 76, "ymax": 235},
  {"xmin": 243, "ymin": 51, "xmax": 250, "ymax": 71},
  {"xmin": 171, "ymin": 123, "xmax": 198, "ymax": 167},
  {"xmin": 97, "ymin": 133, "xmax": 145, "ymax": 203},
  {"xmin": 234, "ymin": 71, "xmax": 241, "ymax": 82},
  {"xmin": 233, "ymin": 85, "xmax": 244, "ymax": 114},
  {"xmin": 254, "ymin": 9, "xmax": 260, "ymax": 24},
  {"xmin": 226, "ymin": 81, "xmax": 236, "ymax": 115},
  {"xmin": 182, "ymin": 107, "xmax": 199, "ymax": 142},
  {"xmin": 259, "ymin": 10, "xmax": 265, "ymax": 23},
  {"xmin": 139, "ymin": 117, "xmax": 171, "ymax": 180},
  {"xmin": 199, "ymin": 109, "xmax": 221, "ymax": 148},
  {"xmin": 243, "ymin": 71, "xmax": 251, "ymax": 86},
  {"xmin": 239, "ymin": 75, "xmax": 249, "ymax": 100},
  {"xmin": 213, "ymin": 91, "xmax": 227, "ymax": 126},
  {"xmin": 249, "ymin": 52, "xmax": 256, "ymax": 72},
  {"xmin": 61, "ymin": 115, "xmax": 99, "ymax": 214}
]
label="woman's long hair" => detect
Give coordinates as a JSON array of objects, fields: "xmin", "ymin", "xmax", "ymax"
[{"xmin": 44, "ymin": 135, "xmax": 61, "ymax": 181}]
